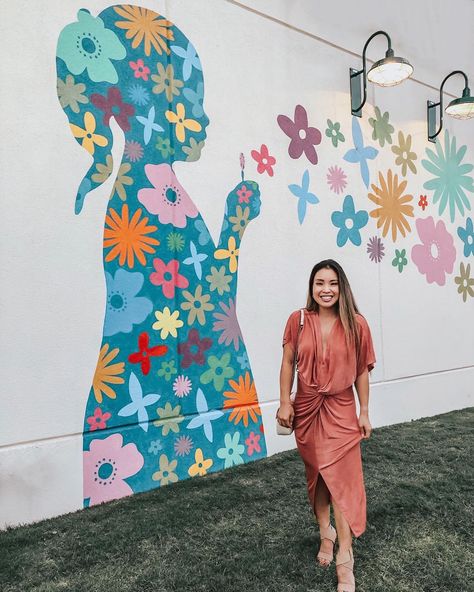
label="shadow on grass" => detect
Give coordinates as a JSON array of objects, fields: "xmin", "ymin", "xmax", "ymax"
[{"xmin": 1, "ymin": 408, "xmax": 473, "ymax": 592}]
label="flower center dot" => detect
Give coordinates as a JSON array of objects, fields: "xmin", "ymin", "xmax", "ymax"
[
  {"xmin": 298, "ymin": 129, "xmax": 307, "ymax": 139},
  {"xmin": 430, "ymin": 243, "xmax": 439, "ymax": 259},
  {"xmin": 98, "ymin": 462, "xmax": 113, "ymax": 480},
  {"xmin": 81, "ymin": 37, "xmax": 96, "ymax": 54}
]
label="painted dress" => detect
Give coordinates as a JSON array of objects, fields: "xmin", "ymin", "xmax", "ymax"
[
  {"xmin": 283, "ymin": 310, "xmax": 375, "ymax": 536},
  {"xmin": 55, "ymin": 5, "xmax": 267, "ymax": 507}
]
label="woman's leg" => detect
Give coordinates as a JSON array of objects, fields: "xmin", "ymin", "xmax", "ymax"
[
  {"xmin": 333, "ymin": 499, "xmax": 355, "ymax": 588},
  {"xmin": 314, "ymin": 474, "xmax": 333, "ymax": 565}
]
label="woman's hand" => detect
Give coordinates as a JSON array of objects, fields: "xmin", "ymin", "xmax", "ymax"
[
  {"xmin": 277, "ymin": 401, "xmax": 294, "ymax": 429},
  {"xmin": 358, "ymin": 413, "xmax": 372, "ymax": 439}
]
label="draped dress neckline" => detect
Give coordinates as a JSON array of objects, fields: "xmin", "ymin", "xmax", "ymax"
[{"xmin": 314, "ymin": 312, "xmax": 340, "ymax": 365}]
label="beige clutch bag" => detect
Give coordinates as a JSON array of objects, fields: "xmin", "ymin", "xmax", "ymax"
[{"xmin": 276, "ymin": 309, "xmax": 304, "ymax": 435}]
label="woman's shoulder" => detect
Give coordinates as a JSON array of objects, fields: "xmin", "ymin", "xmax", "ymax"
[
  {"xmin": 286, "ymin": 308, "xmax": 313, "ymax": 322},
  {"xmin": 355, "ymin": 313, "xmax": 370, "ymax": 329}
]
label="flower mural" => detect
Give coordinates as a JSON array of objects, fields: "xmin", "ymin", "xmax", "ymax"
[
  {"xmin": 454, "ymin": 262, "xmax": 474, "ymax": 302},
  {"xmin": 277, "ymin": 104, "xmax": 322, "ymax": 164},
  {"xmin": 391, "ymin": 131, "xmax": 417, "ymax": 176},
  {"xmin": 368, "ymin": 106, "xmax": 394, "ymax": 147},
  {"xmin": 331, "ymin": 195, "xmax": 369, "ymax": 247},
  {"xmin": 411, "ymin": 217, "xmax": 456, "ymax": 286},
  {"xmin": 343, "ymin": 117, "xmax": 378, "ymax": 188},
  {"xmin": 421, "ymin": 130, "xmax": 474, "ymax": 222},
  {"xmin": 368, "ymin": 170, "xmax": 414, "ymax": 242},
  {"xmin": 327, "ymin": 165, "xmax": 347, "ymax": 195},
  {"xmin": 288, "ymin": 170, "xmax": 320, "ymax": 224}
]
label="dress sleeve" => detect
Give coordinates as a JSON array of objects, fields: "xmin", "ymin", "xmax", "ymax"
[
  {"xmin": 356, "ymin": 315, "xmax": 376, "ymax": 377},
  {"xmin": 282, "ymin": 310, "xmax": 300, "ymax": 351}
]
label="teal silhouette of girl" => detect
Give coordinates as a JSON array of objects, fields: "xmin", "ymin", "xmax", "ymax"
[{"xmin": 56, "ymin": 5, "xmax": 267, "ymax": 506}]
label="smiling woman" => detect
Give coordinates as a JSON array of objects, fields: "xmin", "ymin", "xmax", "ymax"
[{"xmin": 277, "ymin": 259, "xmax": 376, "ymax": 592}]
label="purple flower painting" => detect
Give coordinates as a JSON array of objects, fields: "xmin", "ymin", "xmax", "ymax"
[{"xmin": 277, "ymin": 105, "xmax": 322, "ymax": 164}]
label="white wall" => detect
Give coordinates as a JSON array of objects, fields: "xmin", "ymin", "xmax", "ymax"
[{"xmin": 1, "ymin": 0, "xmax": 473, "ymax": 528}]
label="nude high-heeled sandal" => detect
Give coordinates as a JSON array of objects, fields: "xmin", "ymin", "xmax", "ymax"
[
  {"xmin": 336, "ymin": 547, "xmax": 355, "ymax": 592},
  {"xmin": 316, "ymin": 523, "xmax": 337, "ymax": 566}
]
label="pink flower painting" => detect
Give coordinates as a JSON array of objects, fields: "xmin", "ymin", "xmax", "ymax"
[
  {"xmin": 83, "ymin": 433, "xmax": 144, "ymax": 506},
  {"xmin": 149, "ymin": 258, "xmax": 189, "ymax": 298},
  {"xmin": 411, "ymin": 216, "xmax": 456, "ymax": 286},
  {"xmin": 138, "ymin": 163, "xmax": 198, "ymax": 228},
  {"xmin": 326, "ymin": 165, "xmax": 348, "ymax": 194}
]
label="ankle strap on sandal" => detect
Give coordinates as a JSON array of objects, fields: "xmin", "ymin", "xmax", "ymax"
[
  {"xmin": 320, "ymin": 523, "xmax": 337, "ymax": 543},
  {"xmin": 336, "ymin": 547, "xmax": 353, "ymax": 566}
]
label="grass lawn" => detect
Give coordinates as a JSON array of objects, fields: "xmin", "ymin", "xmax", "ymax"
[{"xmin": 1, "ymin": 408, "xmax": 473, "ymax": 592}]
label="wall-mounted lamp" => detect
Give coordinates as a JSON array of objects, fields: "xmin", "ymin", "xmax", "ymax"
[
  {"xmin": 350, "ymin": 31, "xmax": 413, "ymax": 117},
  {"xmin": 427, "ymin": 71, "xmax": 474, "ymax": 142}
]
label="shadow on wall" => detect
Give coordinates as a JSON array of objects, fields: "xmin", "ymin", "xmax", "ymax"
[{"xmin": 56, "ymin": 4, "xmax": 267, "ymax": 507}]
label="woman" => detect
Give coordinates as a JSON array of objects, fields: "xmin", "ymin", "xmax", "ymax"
[{"xmin": 277, "ymin": 259, "xmax": 375, "ymax": 592}]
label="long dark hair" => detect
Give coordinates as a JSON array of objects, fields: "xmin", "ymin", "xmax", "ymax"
[{"xmin": 306, "ymin": 259, "xmax": 362, "ymax": 356}]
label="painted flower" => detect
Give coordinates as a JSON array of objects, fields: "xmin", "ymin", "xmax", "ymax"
[
  {"xmin": 200, "ymin": 352, "xmax": 235, "ymax": 391},
  {"xmin": 152, "ymin": 307, "xmax": 184, "ymax": 339},
  {"xmin": 418, "ymin": 195, "xmax": 428, "ymax": 211},
  {"xmin": 237, "ymin": 352, "xmax": 249, "ymax": 370},
  {"xmin": 152, "ymin": 454, "xmax": 178, "ymax": 486},
  {"xmin": 454, "ymin": 262, "xmax": 474, "ymax": 302},
  {"xmin": 91, "ymin": 87, "xmax": 135, "ymax": 132},
  {"xmin": 223, "ymin": 372, "xmax": 261, "ymax": 427},
  {"xmin": 245, "ymin": 431, "xmax": 261, "ymax": 456},
  {"xmin": 155, "ymin": 136, "xmax": 175, "ymax": 159},
  {"xmin": 181, "ymin": 285, "xmax": 214, "ymax": 325},
  {"xmin": 104, "ymin": 204, "xmax": 159, "ymax": 268},
  {"xmin": 174, "ymin": 435, "xmax": 193, "ymax": 456},
  {"xmin": 325, "ymin": 119, "xmax": 345, "ymax": 147},
  {"xmin": 392, "ymin": 248, "xmax": 408, "ymax": 273},
  {"xmin": 212, "ymin": 299, "xmax": 242, "ymax": 351},
  {"xmin": 367, "ymin": 236, "xmax": 385, "ymax": 263},
  {"xmin": 411, "ymin": 217, "xmax": 456, "ymax": 285},
  {"xmin": 457, "ymin": 217, "xmax": 474, "ymax": 257},
  {"xmin": 151, "ymin": 63, "xmax": 184, "ymax": 102},
  {"xmin": 57, "ymin": 9, "xmax": 126, "ymax": 84},
  {"xmin": 69, "ymin": 111, "xmax": 108, "ymax": 155},
  {"xmin": 214, "ymin": 237, "xmax": 239, "ymax": 273},
  {"xmin": 186, "ymin": 388, "xmax": 223, "ymax": 443},
  {"xmin": 183, "ymin": 82, "xmax": 204, "ymax": 118},
  {"xmin": 150, "ymin": 258, "xmax": 189, "ymax": 299},
  {"xmin": 136, "ymin": 105, "xmax": 164, "ymax": 145},
  {"xmin": 92, "ymin": 343, "xmax": 125, "ymax": 403},
  {"xmin": 229, "ymin": 206, "xmax": 250, "ymax": 239},
  {"xmin": 91, "ymin": 154, "xmax": 113, "ymax": 184},
  {"xmin": 83, "ymin": 434, "xmax": 144, "ymax": 506},
  {"xmin": 165, "ymin": 103, "xmax": 201, "ymax": 144},
  {"xmin": 153, "ymin": 402, "xmax": 184, "ymax": 436},
  {"xmin": 113, "ymin": 163, "xmax": 133, "ymax": 201},
  {"xmin": 104, "ymin": 269, "xmax": 152, "ymax": 337},
  {"xmin": 114, "ymin": 5, "xmax": 174, "ymax": 56},
  {"xmin": 289, "ymin": 170, "xmax": 319, "ymax": 224},
  {"xmin": 368, "ymin": 170, "xmax": 414, "ymax": 242},
  {"xmin": 206, "ymin": 266, "xmax": 232, "ymax": 296},
  {"xmin": 236, "ymin": 185, "xmax": 253, "ymax": 204},
  {"xmin": 183, "ymin": 241, "xmax": 208, "ymax": 280},
  {"xmin": 57, "ymin": 74, "xmax": 88, "ymax": 113},
  {"xmin": 251, "ymin": 144, "xmax": 276, "ymax": 176},
  {"xmin": 392, "ymin": 131, "xmax": 417, "ymax": 176},
  {"xmin": 178, "ymin": 328, "xmax": 212, "ymax": 368},
  {"xmin": 331, "ymin": 195, "xmax": 368, "ymax": 247},
  {"xmin": 422, "ymin": 130, "xmax": 474, "ymax": 222},
  {"xmin": 148, "ymin": 440, "xmax": 163, "ymax": 455},
  {"xmin": 173, "ymin": 375, "xmax": 192, "ymax": 398},
  {"xmin": 182, "ymin": 138, "xmax": 205, "ymax": 162},
  {"xmin": 128, "ymin": 332, "xmax": 168, "ymax": 375},
  {"xmin": 124, "ymin": 140, "xmax": 144, "ymax": 163},
  {"xmin": 158, "ymin": 360, "xmax": 177, "ymax": 381},
  {"xmin": 188, "ymin": 448, "xmax": 213, "ymax": 477},
  {"xmin": 327, "ymin": 165, "xmax": 347, "ymax": 195},
  {"xmin": 129, "ymin": 58, "xmax": 150, "ymax": 81},
  {"xmin": 343, "ymin": 117, "xmax": 378, "ymax": 188},
  {"xmin": 217, "ymin": 432, "xmax": 245, "ymax": 468},
  {"xmin": 138, "ymin": 163, "xmax": 199, "ymax": 228},
  {"xmin": 118, "ymin": 372, "xmax": 160, "ymax": 432},
  {"xmin": 166, "ymin": 232, "xmax": 185, "ymax": 252},
  {"xmin": 127, "ymin": 84, "xmax": 150, "ymax": 107},
  {"xmin": 171, "ymin": 42, "xmax": 202, "ymax": 81},
  {"xmin": 368, "ymin": 106, "xmax": 394, "ymax": 147},
  {"xmin": 86, "ymin": 407, "xmax": 112, "ymax": 431},
  {"xmin": 194, "ymin": 219, "xmax": 212, "ymax": 246},
  {"xmin": 277, "ymin": 105, "xmax": 322, "ymax": 164}
]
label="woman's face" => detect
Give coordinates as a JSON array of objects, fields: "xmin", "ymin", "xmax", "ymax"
[{"xmin": 312, "ymin": 267, "xmax": 340, "ymax": 310}]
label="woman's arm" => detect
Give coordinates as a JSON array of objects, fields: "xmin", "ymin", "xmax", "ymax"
[
  {"xmin": 354, "ymin": 369, "xmax": 372, "ymax": 439},
  {"xmin": 277, "ymin": 344, "xmax": 295, "ymax": 427}
]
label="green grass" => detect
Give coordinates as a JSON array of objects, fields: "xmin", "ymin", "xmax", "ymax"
[{"xmin": 1, "ymin": 408, "xmax": 473, "ymax": 592}]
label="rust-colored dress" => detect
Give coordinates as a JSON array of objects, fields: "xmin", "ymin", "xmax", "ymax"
[{"xmin": 282, "ymin": 310, "xmax": 376, "ymax": 537}]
